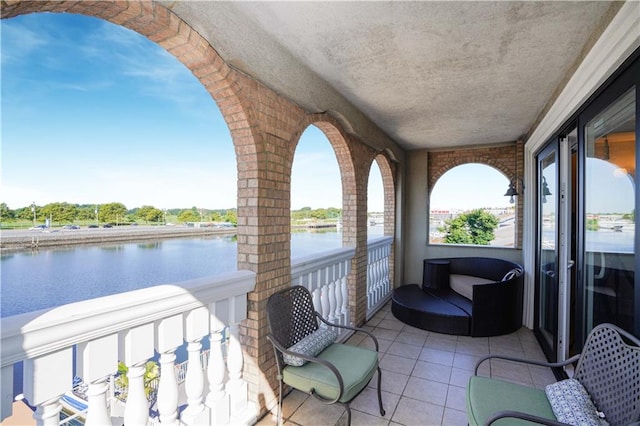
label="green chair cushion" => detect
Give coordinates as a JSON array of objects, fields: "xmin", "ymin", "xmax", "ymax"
[
  {"xmin": 467, "ymin": 376, "xmax": 557, "ymax": 426},
  {"xmin": 282, "ymin": 343, "xmax": 378, "ymax": 403}
]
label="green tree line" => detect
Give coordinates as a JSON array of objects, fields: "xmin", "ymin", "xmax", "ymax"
[{"xmin": 0, "ymin": 202, "xmax": 239, "ymax": 227}]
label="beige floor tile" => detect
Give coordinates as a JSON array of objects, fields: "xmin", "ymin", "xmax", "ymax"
[
  {"xmin": 419, "ymin": 347, "xmax": 455, "ymax": 366},
  {"xmin": 391, "ymin": 396, "xmax": 444, "ymax": 426},
  {"xmin": 394, "ymin": 331, "xmax": 427, "ymax": 347},
  {"xmin": 351, "ymin": 388, "xmax": 399, "ymax": 421},
  {"xmin": 444, "ymin": 385, "xmax": 467, "ymax": 411},
  {"xmin": 373, "ymin": 328, "xmax": 401, "ymax": 341},
  {"xmin": 368, "ymin": 369, "xmax": 410, "ymax": 395},
  {"xmin": 412, "ymin": 360, "xmax": 452, "ymax": 384},
  {"xmin": 346, "ymin": 409, "xmax": 390, "ymax": 426},
  {"xmin": 378, "ymin": 318, "xmax": 406, "ymax": 331},
  {"xmin": 452, "ymin": 352, "xmax": 484, "ymax": 371},
  {"xmin": 288, "ymin": 395, "xmax": 346, "ymax": 426},
  {"xmin": 425, "ymin": 336, "xmax": 457, "ymax": 352},
  {"xmin": 386, "ymin": 341, "xmax": 422, "ymax": 359},
  {"xmin": 380, "ymin": 353, "xmax": 417, "ymax": 375},
  {"xmin": 281, "ymin": 389, "xmax": 309, "ymax": 419},
  {"xmin": 455, "ymin": 340, "xmax": 489, "ymax": 357},
  {"xmin": 402, "ymin": 377, "xmax": 448, "ymax": 405},
  {"xmin": 441, "ymin": 408, "xmax": 468, "ymax": 426},
  {"xmin": 449, "ymin": 367, "xmax": 473, "ymax": 388}
]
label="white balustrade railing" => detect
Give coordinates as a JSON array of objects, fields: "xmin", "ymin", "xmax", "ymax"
[
  {"xmin": 291, "ymin": 247, "xmax": 355, "ymax": 339},
  {"xmin": 366, "ymin": 236, "xmax": 394, "ymax": 319},
  {"xmin": 1, "ymin": 270, "xmax": 257, "ymax": 426}
]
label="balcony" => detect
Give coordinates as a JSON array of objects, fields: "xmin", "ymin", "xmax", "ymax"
[{"xmin": 1, "ymin": 238, "xmax": 399, "ymax": 425}]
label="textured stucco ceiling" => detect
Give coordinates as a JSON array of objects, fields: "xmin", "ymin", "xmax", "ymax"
[{"xmin": 162, "ymin": 1, "xmax": 618, "ymax": 150}]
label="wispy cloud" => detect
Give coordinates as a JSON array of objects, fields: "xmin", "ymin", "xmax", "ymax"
[{"xmin": 0, "ymin": 19, "xmax": 50, "ymax": 65}]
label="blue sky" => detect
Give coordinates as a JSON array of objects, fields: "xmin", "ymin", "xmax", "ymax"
[{"xmin": 2, "ymin": 13, "xmax": 385, "ymax": 212}]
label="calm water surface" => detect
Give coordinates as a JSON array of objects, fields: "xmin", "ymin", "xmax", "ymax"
[{"xmin": 1, "ymin": 229, "xmax": 383, "ymax": 317}]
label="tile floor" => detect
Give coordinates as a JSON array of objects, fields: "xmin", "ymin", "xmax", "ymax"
[{"xmin": 257, "ymin": 301, "xmax": 557, "ymax": 426}]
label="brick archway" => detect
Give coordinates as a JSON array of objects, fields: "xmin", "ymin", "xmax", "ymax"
[
  {"xmin": 1, "ymin": 2, "xmax": 261, "ymax": 252},
  {"xmin": 427, "ymin": 142, "xmax": 524, "ymax": 247},
  {"xmin": 373, "ymin": 153, "xmax": 396, "ymax": 238}
]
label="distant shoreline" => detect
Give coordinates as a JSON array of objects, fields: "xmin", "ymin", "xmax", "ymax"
[{"xmin": 0, "ymin": 226, "xmax": 237, "ymax": 253}]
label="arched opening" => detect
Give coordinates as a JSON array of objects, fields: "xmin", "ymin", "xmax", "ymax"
[
  {"xmin": 290, "ymin": 125, "xmax": 343, "ymax": 257},
  {"xmin": 1, "ymin": 12, "xmax": 239, "ymax": 314},
  {"xmin": 367, "ymin": 161, "xmax": 385, "ymax": 237},
  {"xmin": 429, "ymin": 163, "xmax": 515, "ymax": 247}
]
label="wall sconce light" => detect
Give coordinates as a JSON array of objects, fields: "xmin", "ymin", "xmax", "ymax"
[
  {"xmin": 504, "ymin": 178, "xmax": 524, "ymax": 204},
  {"xmin": 504, "ymin": 143, "xmax": 523, "ymax": 204}
]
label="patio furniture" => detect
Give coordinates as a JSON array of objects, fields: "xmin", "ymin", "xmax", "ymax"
[
  {"xmin": 392, "ymin": 257, "xmax": 523, "ymax": 336},
  {"xmin": 466, "ymin": 323, "xmax": 640, "ymax": 425},
  {"xmin": 266, "ymin": 285, "xmax": 385, "ymax": 426}
]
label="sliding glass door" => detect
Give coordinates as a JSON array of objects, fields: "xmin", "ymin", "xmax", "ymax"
[
  {"xmin": 580, "ymin": 87, "xmax": 636, "ymax": 343},
  {"xmin": 535, "ymin": 53, "xmax": 638, "ymax": 359}
]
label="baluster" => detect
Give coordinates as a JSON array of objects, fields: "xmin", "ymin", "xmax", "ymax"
[
  {"xmin": 227, "ymin": 323, "xmax": 248, "ymax": 414},
  {"xmin": 85, "ymin": 381, "xmax": 110, "ymax": 426},
  {"xmin": 206, "ymin": 328, "xmax": 229, "ymax": 423},
  {"xmin": 33, "ymin": 398, "xmax": 63, "ymax": 426},
  {"xmin": 383, "ymin": 248, "xmax": 391, "ymax": 297},
  {"xmin": 120, "ymin": 323, "xmax": 154, "ymax": 426},
  {"xmin": 334, "ymin": 277, "xmax": 344, "ymax": 325},
  {"xmin": 312, "ymin": 286, "xmax": 322, "ymax": 314},
  {"xmin": 157, "ymin": 352, "xmax": 178, "ymax": 425},
  {"xmin": 156, "ymin": 314, "xmax": 182, "ymax": 426},
  {"xmin": 375, "ymin": 254, "xmax": 382, "ymax": 303},
  {"xmin": 24, "ymin": 348, "xmax": 73, "ymax": 426},
  {"xmin": 124, "ymin": 363, "xmax": 149, "ymax": 426},
  {"xmin": 329, "ymin": 266, "xmax": 339, "ymax": 324},
  {"xmin": 78, "ymin": 335, "xmax": 118, "ymax": 426},
  {"xmin": 182, "ymin": 307, "xmax": 209, "ymax": 424},
  {"xmin": 340, "ymin": 278, "xmax": 348, "ymax": 326},
  {"xmin": 367, "ymin": 257, "xmax": 374, "ymax": 310},
  {"xmin": 320, "ymin": 280, "xmax": 330, "ymax": 321}
]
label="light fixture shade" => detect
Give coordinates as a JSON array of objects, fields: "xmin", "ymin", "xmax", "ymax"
[{"xmin": 504, "ymin": 181, "xmax": 518, "ymax": 197}]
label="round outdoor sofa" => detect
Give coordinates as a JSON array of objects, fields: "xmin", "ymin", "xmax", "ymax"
[{"xmin": 391, "ymin": 257, "xmax": 523, "ymax": 337}]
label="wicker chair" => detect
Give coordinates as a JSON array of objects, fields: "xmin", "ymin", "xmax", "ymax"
[
  {"xmin": 266, "ymin": 285, "xmax": 385, "ymax": 425},
  {"xmin": 466, "ymin": 323, "xmax": 640, "ymax": 425}
]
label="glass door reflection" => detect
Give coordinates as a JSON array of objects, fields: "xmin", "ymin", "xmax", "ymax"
[{"xmin": 582, "ymin": 87, "xmax": 636, "ymax": 341}]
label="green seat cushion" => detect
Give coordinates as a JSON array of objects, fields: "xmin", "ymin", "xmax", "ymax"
[
  {"xmin": 467, "ymin": 376, "xmax": 557, "ymax": 426},
  {"xmin": 282, "ymin": 343, "xmax": 378, "ymax": 403}
]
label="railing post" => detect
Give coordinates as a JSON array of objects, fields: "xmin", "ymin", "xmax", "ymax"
[
  {"xmin": 121, "ymin": 323, "xmax": 154, "ymax": 426},
  {"xmin": 23, "ymin": 348, "xmax": 73, "ymax": 426},
  {"xmin": 207, "ymin": 298, "xmax": 230, "ymax": 424},
  {"xmin": 78, "ymin": 334, "xmax": 118, "ymax": 426},
  {"xmin": 227, "ymin": 323, "xmax": 247, "ymax": 414},
  {"xmin": 33, "ymin": 398, "xmax": 62, "ymax": 426},
  {"xmin": 156, "ymin": 314, "xmax": 183, "ymax": 426},
  {"xmin": 124, "ymin": 363, "xmax": 148, "ymax": 426},
  {"xmin": 85, "ymin": 381, "xmax": 110, "ymax": 426},
  {"xmin": 182, "ymin": 307, "xmax": 209, "ymax": 425}
]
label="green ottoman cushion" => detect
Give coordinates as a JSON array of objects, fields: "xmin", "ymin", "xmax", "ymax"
[
  {"xmin": 283, "ymin": 343, "xmax": 378, "ymax": 403},
  {"xmin": 467, "ymin": 376, "xmax": 557, "ymax": 426}
]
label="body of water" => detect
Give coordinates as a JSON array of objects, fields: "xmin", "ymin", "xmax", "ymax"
[{"xmin": 1, "ymin": 228, "xmax": 383, "ymax": 318}]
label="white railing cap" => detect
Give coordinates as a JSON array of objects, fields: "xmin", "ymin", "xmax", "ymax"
[
  {"xmin": 1, "ymin": 270, "xmax": 256, "ymax": 367},
  {"xmin": 291, "ymin": 247, "xmax": 355, "ymax": 278}
]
